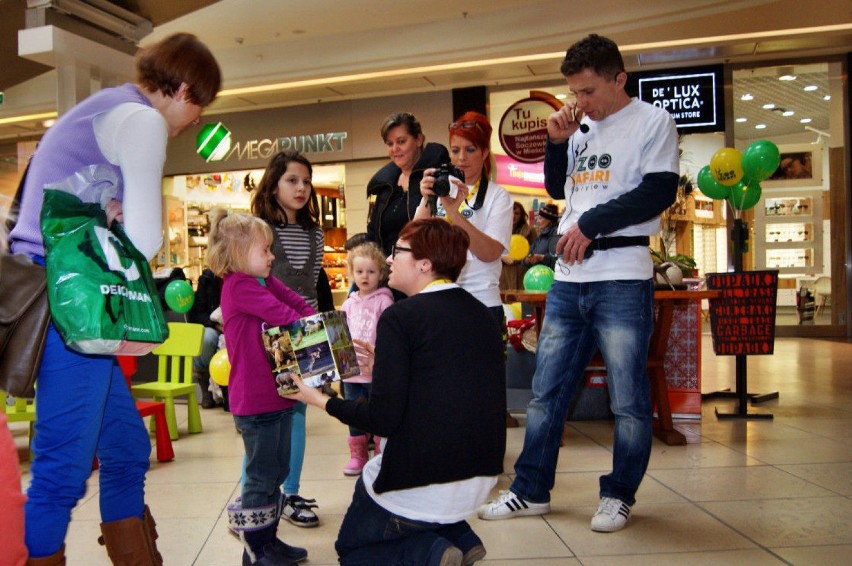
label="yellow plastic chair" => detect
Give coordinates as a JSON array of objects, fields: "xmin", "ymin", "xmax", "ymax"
[
  {"xmin": 131, "ymin": 322, "xmax": 204, "ymax": 440},
  {"xmin": 2, "ymin": 389, "xmax": 36, "ymax": 461}
]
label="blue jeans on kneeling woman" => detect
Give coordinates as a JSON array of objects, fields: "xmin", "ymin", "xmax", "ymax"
[{"xmin": 336, "ymin": 477, "xmax": 482, "ymax": 566}]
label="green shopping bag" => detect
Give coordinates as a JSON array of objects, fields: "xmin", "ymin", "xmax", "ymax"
[{"xmin": 40, "ymin": 166, "xmax": 169, "ymax": 355}]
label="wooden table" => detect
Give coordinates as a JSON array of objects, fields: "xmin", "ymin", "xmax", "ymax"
[{"xmin": 501, "ymin": 288, "xmax": 721, "ymax": 445}]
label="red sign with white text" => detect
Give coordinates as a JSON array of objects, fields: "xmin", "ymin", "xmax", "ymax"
[{"xmin": 707, "ymin": 270, "xmax": 779, "ymax": 356}]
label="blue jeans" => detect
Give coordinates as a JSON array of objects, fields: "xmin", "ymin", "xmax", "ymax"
[
  {"xmin": 336, "ymin": 478, "xmax": 480, "ymax": 566},
  {"xmin": 192, "ymin": 326, "xmax": 221, "ymax": 372},
  {"xmin": 234, "ymin": 408, "xmax": 293, "ymax": 510},
  {"xmin": 343, "ymin": 382, "xmax": 371, "ymax": 436},
  {"xmin": 282, "ymin": 402, "xmax": 306, "ymax": 494},
  {"xmin": 26, "ymin": 324, "xmax": 151, "ymax": 557},
  {"xmin": 239, "ymin": 402, "xmax": 305, "ymax": 496},
  {"xmin": 511, "ymin": 279, "xmax": 654, "ymax": 506}
]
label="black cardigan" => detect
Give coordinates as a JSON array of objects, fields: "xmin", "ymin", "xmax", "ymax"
[
  {"xmin": 366, "ymin": 142, "xmax": 449, "ymax": 256},
  {"xmin": 326, "ymin": 287, "xmax": 506, "ymax": 493}
]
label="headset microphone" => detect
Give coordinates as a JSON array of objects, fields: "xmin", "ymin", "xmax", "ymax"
[{"xmin": 573, "ymin": 107, "xmax": 589, "ymax": 134}]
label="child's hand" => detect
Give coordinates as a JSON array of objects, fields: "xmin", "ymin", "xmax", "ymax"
[
  {"xmin": 281, "ymin": 373, "xmax": 329, "ymax": 408},
  {"xmin": 352, "ymin": 339, "xmax": 375, "ymax": 374}
]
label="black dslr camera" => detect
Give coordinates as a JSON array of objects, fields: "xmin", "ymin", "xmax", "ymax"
[{"xmin": 431, "ymin": 163, "xmax": 464, "ymax": 197}]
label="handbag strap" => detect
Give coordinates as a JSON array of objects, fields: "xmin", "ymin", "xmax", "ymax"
[{"xmin": 4, "ymin": 158, "xmax": 32, "ymax": 238}]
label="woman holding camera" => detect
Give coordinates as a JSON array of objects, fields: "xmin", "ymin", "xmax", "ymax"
[
  {"xmin": 416, "ymin": 111, "xmax": 514, "ymax": 327},
  {"xmin": 284, "ymin": 219, "xmax": 506, "ymax": 565},
  {"xmin": 366, "ymin": 112, "xmax": 449, "ymax": 258}
]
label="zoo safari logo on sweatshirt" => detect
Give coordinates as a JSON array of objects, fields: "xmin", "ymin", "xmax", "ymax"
[{"xmin": 196, "ymin": 122, "xmax": 232, "ymax": 162}]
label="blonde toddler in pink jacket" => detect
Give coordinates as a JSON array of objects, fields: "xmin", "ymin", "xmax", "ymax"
[{"xmin": 338, "ymin": 243, "xmax": 393, "ymax": 476}]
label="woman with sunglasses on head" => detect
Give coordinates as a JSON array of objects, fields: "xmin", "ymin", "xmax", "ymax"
[
  {"xmin": 366, "ymin": 112, "xmax": 449, "ymax": 259},
  {"xmin": 283, "ymin": 219, "xmax": 506, "ymax": 565},
  {"xmin": 417, "ymin": 111, "xmax": 514, "ymax": 330}
]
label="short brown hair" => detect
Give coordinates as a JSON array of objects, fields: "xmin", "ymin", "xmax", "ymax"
[
  {"xmin": 136, "ymin": 33, "xmax": 221, "ymax": 107},
  {"xmin": 560, "ymin": 34, "xmax": 625, "ymax": 80},
  {"xmin": 206, "ymin": 208, "xmax": 272, "ymax": 276},
  {"xmin": 380, "ymin": 112, "xmax": 423, "ymax": 142},
  {"xmin": 397, "ymin": 219, "xmax": 469, "ymax": 281}
]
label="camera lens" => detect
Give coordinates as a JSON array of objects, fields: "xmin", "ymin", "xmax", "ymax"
[{"xmin": 431, "ymin": 164, "xmax": 463, "ymax": 197}]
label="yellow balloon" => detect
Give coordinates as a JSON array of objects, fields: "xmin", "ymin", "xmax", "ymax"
[
  {"xmin": 710, "ymin": 147, "xmax": 744, "ymax": 187},
  {"xmin": 508, "ymin": 234, "xmax": 530, "ymax": 261},
  {"xmin": 209, "ymin": 349, "xmax": 231, "ymax": 386},
  {"xmin": 509, "ymin": 302, "xmax": 522, "ymax": 321}
]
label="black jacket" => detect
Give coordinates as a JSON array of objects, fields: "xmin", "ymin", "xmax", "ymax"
[
  {"xmin": 187, "ymin": 268, "xmax": 221, "ymax": 328},
  {"xmin": 326, "ymin": 287, "xmax": 506, "ymax": 493},
  {"xmin": 366, "ymin": 142, "xmax": 449, "ymax": 256}
]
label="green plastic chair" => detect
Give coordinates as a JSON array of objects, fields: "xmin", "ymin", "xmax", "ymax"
[
  {"xmin": 131, "ymin": 322, "xmax": 204, "ymax": 440},
  {"xmin": 2, "ymin": 389, "xmax": 36, "ymax": 461}
]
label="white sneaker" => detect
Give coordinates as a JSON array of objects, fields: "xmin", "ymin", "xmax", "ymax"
[
  {"xmin": 591, "ymin": 496, "xmax": 631, "ymax": 532},
  {"xmin": 477, "ymin": 490, "xmax": 550, "ymax": 520}
]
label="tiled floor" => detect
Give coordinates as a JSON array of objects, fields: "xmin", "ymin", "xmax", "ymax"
[{"xmin": 10, "ymin": 335, "xmax": 852, "ymax": 565}]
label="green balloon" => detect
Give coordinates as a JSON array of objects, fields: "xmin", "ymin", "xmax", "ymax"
[
  {"xmin": 523, "ymin": 265, "xmax": 555, "ymax": 291},
  {"xmin": 727, "ymin": 178, "xmax": 762, "ymax": 211},
  {"xmin": 741, "ymin": 140, "xmax": 781, "ymax": 182},
  {"xmin": 164, "ymin": 279, "xmax": 195, "ymax": 313},
  {"xmin": 697, "ymin": 165, "xmax": 730, "ymax": 200}
]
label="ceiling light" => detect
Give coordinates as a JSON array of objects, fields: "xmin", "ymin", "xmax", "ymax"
[
  {"xmin": 42, "ymin": 119, "xmax": 56, "ymax": 128},
  {"xmin": 803, "ymin": 85, "xmax": 818, "ymax": 91},
  {"xmin": 755, "ymin": 124, "xmax": 767, "ymax": 129},
  {"xmin": 823, "ymin": 95, "xmax": 831, "ymax": 101},
  {"xmin": 762, "ymin": 103, "xmax": 775, "ymax": 109},
  {"xmin": 735, "ymin": 117, "xmax": 747, "ymax": 122},
  {"xmin": 0, "ymin": 111, "xmax": 58, "ymax": 126},
  {"xmin": 782, "ymin": 110, "xmax": 795, "ymax": 117},
  {"xmin": 216, "ymin": 23, "xmax": 852, "ymax": 100},
  {"xmin": 555, "ymin": 93, "xmax": 567, "ymax": 100},
  {"xmin": 800, "ymin": 118, "xmax": 812, "ymax": 123},
  {"xmin": 778, "ymin": 74, "xmax": 797, "ymax": 81}
]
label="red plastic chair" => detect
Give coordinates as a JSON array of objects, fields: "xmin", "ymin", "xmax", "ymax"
[{"xmin": 117, "ymin": 356, "xmax": 174, "ymax": 463}]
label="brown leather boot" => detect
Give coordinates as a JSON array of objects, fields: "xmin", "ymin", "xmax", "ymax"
[
  {"xmin": 98, "ymin": 506, "xmax": 163, "ymax": 565},
  {"xmin": 26, "ymin": 545, "xmax": 66, "ymax": 566},
  {"xmin": 142, "ymin": 506, "xmax": 163, "ymax": 565}
]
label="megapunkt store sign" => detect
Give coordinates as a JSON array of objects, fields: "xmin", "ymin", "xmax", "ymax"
[{"xmin": 197, "ymin": 122, "xmax": 348, "ymax": 163}]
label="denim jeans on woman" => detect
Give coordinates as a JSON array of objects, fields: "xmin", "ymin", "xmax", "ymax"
[
  {"xmin": 336, "ymin": 477, "xmax": 479, "ymax": 566},
  {"xmin": 26, "ymin": 323, "xmax": 151, "ymax": 557},
  {"xmin": 510, "ymin": 279, "xmax": 654, "ymax": 506}
]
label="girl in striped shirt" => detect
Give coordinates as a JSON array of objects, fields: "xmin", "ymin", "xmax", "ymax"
[{"xmin": 251, "ymin": 150, "xmax": 324, "ymax": 528}]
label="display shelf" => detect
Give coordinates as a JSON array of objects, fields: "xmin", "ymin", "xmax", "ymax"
[
  {"xmin": 753, "ymin": 190, "xmax": 823, "ymax": 276},
  {"xmin": 668, "ymin": 195, "xmax": 725, "ymax": 226}
]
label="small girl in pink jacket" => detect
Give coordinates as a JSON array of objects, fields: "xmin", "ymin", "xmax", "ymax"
[{"xmin": 338, "ymin": 243, "xmax": 394, "ymax": 475}]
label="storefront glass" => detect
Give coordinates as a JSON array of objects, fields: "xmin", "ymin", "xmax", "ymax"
[{"xmin": 732, "ymin": 60, "xmax": 846, "ymax": 329}]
